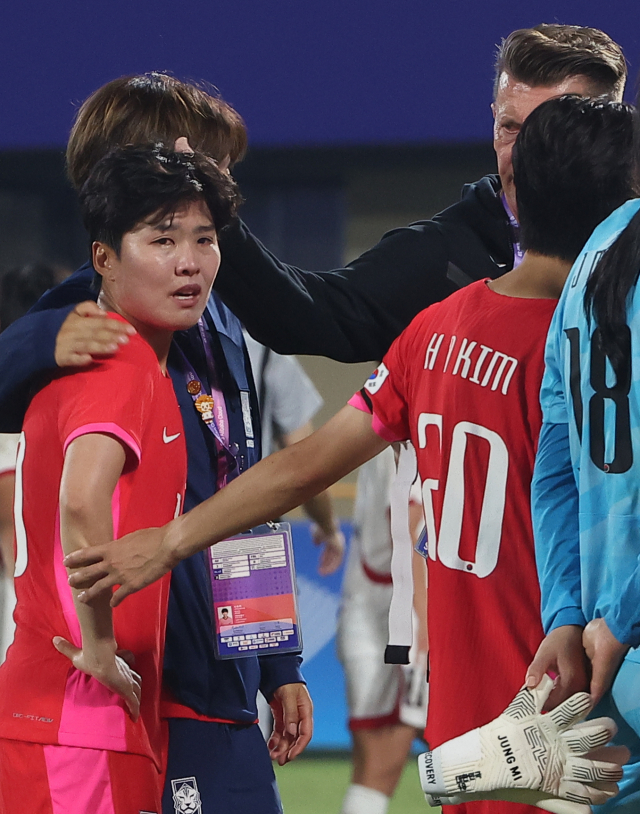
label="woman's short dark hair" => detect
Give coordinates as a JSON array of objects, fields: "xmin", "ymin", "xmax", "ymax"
[
  {"xmin": 80, "ymin": 144, "xmax": 242, "ymax": 256},
  {"xmin": 513, "ymin": 95, "xmax": 638, "ymax": 264}
]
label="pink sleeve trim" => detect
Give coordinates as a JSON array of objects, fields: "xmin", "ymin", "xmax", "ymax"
[
  {"xmin": 347, "ymin": 393, "xmax": 405, "ymax": 443},
  {"xmin": 348, "ymin": 392, "xmax": 369, "ymax": 412},
  {"xmin": 371, "ymin": 414, "xmax": 405, "ymax": 443},
  {"xmin": 63, "ymin": 423, "xmax": 142, "ymax": 462}
]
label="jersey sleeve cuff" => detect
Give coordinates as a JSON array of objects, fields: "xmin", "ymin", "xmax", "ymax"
[
  {"xmin": 348, "ymin": 392, "xmax": 371, "ymax": 413},
  {"xmin": 63, "ymin": 423, "xmax": 142, "ymax": 463},
  {"xmin": 347, "ymin": 393, "xmax": 405, "ymax": 443},
  {"xmin": 547, "ymin": 607, "xmax": 587, "ymax": 633},
  {"xmin": 604, "ymin": 615, "xmax": 640, "ymax": 649},
  {"xmin": 257, "ymin": 653, "xmax": 305, "ymax": 700}
]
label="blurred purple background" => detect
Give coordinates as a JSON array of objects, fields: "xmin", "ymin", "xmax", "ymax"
[{"xmin": 1, "ymin": 0, "xmax": 637, "ymax": 149}]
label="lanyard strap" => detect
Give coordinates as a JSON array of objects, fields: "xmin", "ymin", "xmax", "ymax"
[
  {"xmin": 501, "ymin": 192, "xmax": 524, "ymax": 269},
  {"xmin": 177, "ymin": 320, "xmax": 239, "ymax": 487},
  {"xmin": 197, "ymin": 319, "xmax": 231, "ymax": 449}
]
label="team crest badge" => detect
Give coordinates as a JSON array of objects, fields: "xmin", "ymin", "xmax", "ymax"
[
  {"xmin": 364, "ymin": 363, "xmax": 390, "ymax": 394},
  {"xmin": 171, "ymin": 777, "xmax": 202, "ymax": 814}
]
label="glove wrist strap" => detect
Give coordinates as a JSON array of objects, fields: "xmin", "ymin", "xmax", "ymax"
[{"xmin": 419, "ymin": 728, "xmax": 482, "ymax": 799}]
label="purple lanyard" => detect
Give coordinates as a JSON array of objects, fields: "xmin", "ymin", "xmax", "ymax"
[
  {"xmin": 501, "ymin": 193, "xmax": 524, "ymax": 268},
  {"xmin": 178, "ymin": 318, "xmax": 238, "ymax": 489}
]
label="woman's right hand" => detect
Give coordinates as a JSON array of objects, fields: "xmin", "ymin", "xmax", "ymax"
[
  {"xmin": 53, "ymin": 636, "xmax": 142, "ymax": 720},
  {"xmin": 55, "ymin": 302, "xmax": 135, "ymax": 367}
]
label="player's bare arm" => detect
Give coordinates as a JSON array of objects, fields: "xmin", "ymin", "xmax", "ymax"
[
  {"xmin": 65, "ymin": 405, "xmax": 388, "ymax": 605},
  {"xmin": 56, "ymin": 431, "xmax": 142, "ymax": 718},
  {"xmin": 267, "ymin": 682, "xmax": 314, "ymax": 766},
  {"xmin": 525, "ymin": 625, "xmax": 589, "ymax": 710},
  {"xmin": 54, "ymin": 301, "xmax": 136, "ymax": 367},
  {"xmin": 284, "ymin": 421, "xmax": 345, "ymax": 576}
]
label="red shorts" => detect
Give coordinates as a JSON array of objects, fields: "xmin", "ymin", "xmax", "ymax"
[{"xmin": 0, "ymin": 739, "xmax": 162, "ymax": 814}]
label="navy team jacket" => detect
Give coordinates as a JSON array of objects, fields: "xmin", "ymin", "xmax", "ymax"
[{"xmin": 0, "ymin": 262, "xmax": 305, "ymax": 722}]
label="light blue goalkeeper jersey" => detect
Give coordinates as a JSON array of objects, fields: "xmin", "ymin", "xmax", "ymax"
[{"xmin": 533, "ymin": 198, "xmax": 640, "ymax": 657}]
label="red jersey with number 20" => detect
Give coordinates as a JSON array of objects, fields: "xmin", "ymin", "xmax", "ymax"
[
  {"xmin": 0, "ymin": 318, "xmax": 186, "ymax": 770},
  {"xmin": 350, "ymin": 281, "xmax": 554, "ymax": 762}
]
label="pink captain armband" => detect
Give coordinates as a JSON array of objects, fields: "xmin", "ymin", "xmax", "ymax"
[{"xmin": 347, "ymin": 393, "xmax": 404, "ymax": 444}]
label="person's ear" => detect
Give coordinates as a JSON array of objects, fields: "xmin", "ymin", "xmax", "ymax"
[{"xmin": 92, "ymin": 242, "xmax": 116, "ymax": 280}]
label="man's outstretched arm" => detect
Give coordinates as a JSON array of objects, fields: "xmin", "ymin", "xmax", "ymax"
[
  {"xmin": 215, "ymin": 219, "xmax": 453, "ymax": 361},
  {"xmin": 65, "ymin": 405, "xmax": 389, "ymax": 604}
]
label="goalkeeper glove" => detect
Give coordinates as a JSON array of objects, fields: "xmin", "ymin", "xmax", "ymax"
[{"xmin": 418, "ymin": 674, "xmax": 626, "ymax": 811}]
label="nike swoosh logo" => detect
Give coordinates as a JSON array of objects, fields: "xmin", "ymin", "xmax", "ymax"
[{"xmin": 163, "ymin": 428, "xmax": 181, "ymax": 444}]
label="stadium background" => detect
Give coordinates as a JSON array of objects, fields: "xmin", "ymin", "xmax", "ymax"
[{"xmin": 0, "ymin": 2, "xmax": 638, "ymax": 811}]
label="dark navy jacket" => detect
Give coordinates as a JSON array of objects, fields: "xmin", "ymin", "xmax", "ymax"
[
  {"xmin": 215, "ymin": 175, "xmax": 514, "ymax": 361},
  {"xmin": 0, "ymin": 262, "xmax": 304, "ymax": 721}
]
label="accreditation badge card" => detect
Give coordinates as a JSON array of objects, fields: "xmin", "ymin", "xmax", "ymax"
[{"xmin": 209, "ymin": 523, "xmax": 303, "ymax": 659}]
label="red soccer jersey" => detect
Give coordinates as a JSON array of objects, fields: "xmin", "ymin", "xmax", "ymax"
[
  {"xmin": 0, "ymin": 318, "xmax": 186, "ymax": 769},
  {"xmin": 350, "ymin": 280, "xmax": 554, "ymax": 753}
]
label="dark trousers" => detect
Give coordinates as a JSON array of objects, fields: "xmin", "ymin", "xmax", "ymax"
[{"xmin": 163, "ymin": 718, "xmax": 283, "ymax": 814}]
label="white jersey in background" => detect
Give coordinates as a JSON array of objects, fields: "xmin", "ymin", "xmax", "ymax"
[
  {"xmin": 243, "ymin": 332, "xmax": 323, "ymax": 456},
  {"xmin": 338, "ymin": 446, "xmax": 426, "ymax": 730},
  {"xmin": 0, "ymin": 432, "xmax": 19, "ymax": 663}
]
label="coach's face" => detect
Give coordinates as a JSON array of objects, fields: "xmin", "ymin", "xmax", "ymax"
[{"xmin": 492, "ymin": 72, "xmax": 593, "ymax": 219}]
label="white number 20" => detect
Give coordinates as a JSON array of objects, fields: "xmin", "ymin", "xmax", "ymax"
[{"xmin": 417, "ymin": 414, "xmax": 507, "ymax": 578}]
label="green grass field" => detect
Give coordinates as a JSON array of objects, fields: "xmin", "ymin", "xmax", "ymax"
[{"xmin": 275, "ymin": 753, "xmax": 441, "ymax": 814}]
